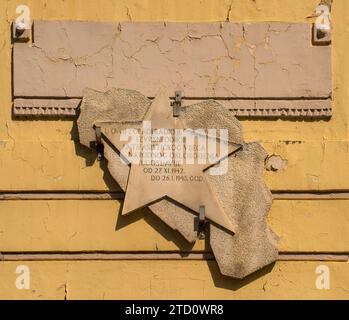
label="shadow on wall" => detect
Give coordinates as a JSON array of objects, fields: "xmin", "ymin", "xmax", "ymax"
[
  {"xmin": 207, "ymin": 260, "xmax": 276, "ymax": 291},
  {"xmin": 71, "ymin": 119, "xmax": 120, "ymax": 190}
]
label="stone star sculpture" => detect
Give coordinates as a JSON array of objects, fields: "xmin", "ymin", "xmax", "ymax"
[{"xmin": 98, "ymin": 90, "xmax": 240, "ymax": 234}]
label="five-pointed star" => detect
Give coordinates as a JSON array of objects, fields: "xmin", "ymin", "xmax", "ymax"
[{"xmin": 100, "ymin": 90, "xmax": 238, "ymax": 234}]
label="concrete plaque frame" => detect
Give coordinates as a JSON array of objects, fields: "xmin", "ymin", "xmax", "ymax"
[{"xmin": 12, "ymin": 20, "xmax": 332, "ymax": 119}]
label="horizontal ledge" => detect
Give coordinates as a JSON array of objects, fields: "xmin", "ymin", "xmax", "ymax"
[
  {"xmin": 0, "ymin": 192, "xmax": 124, "ymax": 200},
  {"xmin": 272, "ymin": 192, "xmax": 349, "ymax": 200},
  {"xmin": 277, "ymin": 254, "xmax": 349, "ymax": 262},
  {"xmin": 13, "ymin": 97, "xmax": 332, "ymax": 119},
  {"xmin": 0, "ymin": 252, "xmax": 347, "ymax": 262},
  {"xmin": 1, "ymin": 191, "xmax": 349, "ymax": 200}
]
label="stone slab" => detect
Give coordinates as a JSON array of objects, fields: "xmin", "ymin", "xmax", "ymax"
[{"xmin": 13, "ymin": 21, "xmax": 331, "ymax": 100}]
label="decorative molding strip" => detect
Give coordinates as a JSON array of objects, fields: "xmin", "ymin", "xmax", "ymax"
[
  {"xmin": 13, "ymin": 98, "xmax": 81, "ymax": 117},
  {"xmin": 13, "ymin": 98, "xmax": 332, "ymax": 119},
  {"xmin": 218, "ymin": 99, "xmax": 332, "ymax": 118},
  {"xmin": 230, "ymin": 108, "xmax": 332, "ymax": 118},
  {"xmin": 0, "ymin": 252, "xmax": 347, "ymax": 262}
]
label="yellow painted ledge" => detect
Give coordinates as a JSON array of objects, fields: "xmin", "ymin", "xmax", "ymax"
[
  {"xmin": 0, "ymin": 199, "xmax": 348, "ymax": 252},
  {"xmin": 0, "ymin": 260, "xmax": 348, "ymax": 299}
]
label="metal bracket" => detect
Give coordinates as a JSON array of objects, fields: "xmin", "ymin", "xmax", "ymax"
[
  {"xmin": 94, "ymin": 126, "xmax": 104, "ymax": 161},
  {"xmin": 173, "ymin": 90, "xmax": 182, "ymax": 117},
  {"xmin": 198, "ymin": 205, "xmax": 206, "ymax": 239},
  {"xmin": 312, "ymin": 3, "xmax": 331, "ymax": 45},
  {"xmin": 12, "ymin": 21, "xmax": 31, "ymax": 42}
]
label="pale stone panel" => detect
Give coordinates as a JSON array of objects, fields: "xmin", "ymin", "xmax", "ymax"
[
  {"xmin": 13, "ymin": 98, "xmax": 332, "ymax": 118},
  {"xmin": 13, "ymin": 21, "xmax": 331, "ymax": 99}
]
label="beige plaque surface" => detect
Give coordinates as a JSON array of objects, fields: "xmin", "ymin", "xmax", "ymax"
[
  {"xmin": 100, "ymin": 90, "xmax": 239, "ymax": 233},
  {"xmin": 13, "ymin": 20, "xmax": 332, "ymax": 118}
]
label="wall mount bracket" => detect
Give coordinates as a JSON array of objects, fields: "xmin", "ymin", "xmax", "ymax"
[{"xmin": 94, "ymin": 126, "xmax": 104, "ymax": 161}]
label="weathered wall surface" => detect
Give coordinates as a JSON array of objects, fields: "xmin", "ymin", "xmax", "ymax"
[{"xmin": 0, "ymin": 0, "xmax": 348, "ymax": 299}]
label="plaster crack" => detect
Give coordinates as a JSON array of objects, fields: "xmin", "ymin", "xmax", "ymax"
[
  {"xmin": 125, "ymin": 6, "xmax": 133, "ymax": 21},
  {"xmin": 226, "ymin": 0, "xmax": 233, "ymax": 22}
]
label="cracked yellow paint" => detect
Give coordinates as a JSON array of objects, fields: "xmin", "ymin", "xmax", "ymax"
[{"xmin": 0, "ymin": 0, "xmax": 348, "ymax": 299}]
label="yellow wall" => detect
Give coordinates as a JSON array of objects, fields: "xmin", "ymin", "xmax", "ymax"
[{"xmin": 0, "ymin": 0, "xmax": 348, "ymax": 299}]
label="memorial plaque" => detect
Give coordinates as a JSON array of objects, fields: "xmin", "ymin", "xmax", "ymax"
[
  {"xmin": 12, "ymin": 18, "xmax": 333, "ymax": 279},
  {"xmin": 77, "ymin": 88, "xmax": 279, "ymax": 279},
  {"xmin": 98, "ymin": 90, "xmax": 241, "ymax": 233}
]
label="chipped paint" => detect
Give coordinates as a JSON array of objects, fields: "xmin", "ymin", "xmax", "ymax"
[{"xmin": 265, "ymin": 154, "xmax": 288, "ymax": 171}]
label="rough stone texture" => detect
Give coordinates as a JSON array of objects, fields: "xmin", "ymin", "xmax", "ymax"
[
  {"xmin": 77, "ymin": 88, "xmax": 279, "ymax": 278},
  {"xmin": 14, "ymin": 21, "xmax": 331, "ymax": 100},
  {"xmin": 149, "ymin": 200, "xmax": 198, "ymax": 243},
  {"xmin": 180, "ymin": 100, "xmax": 243, "ymax": 144},
  {"xmin": 206, "ymin": 143, "xmax": 279, "ymax": 278},
  {"xmin": 77, "ymin": 88, "xmax": 151, "ymax": 147}
]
